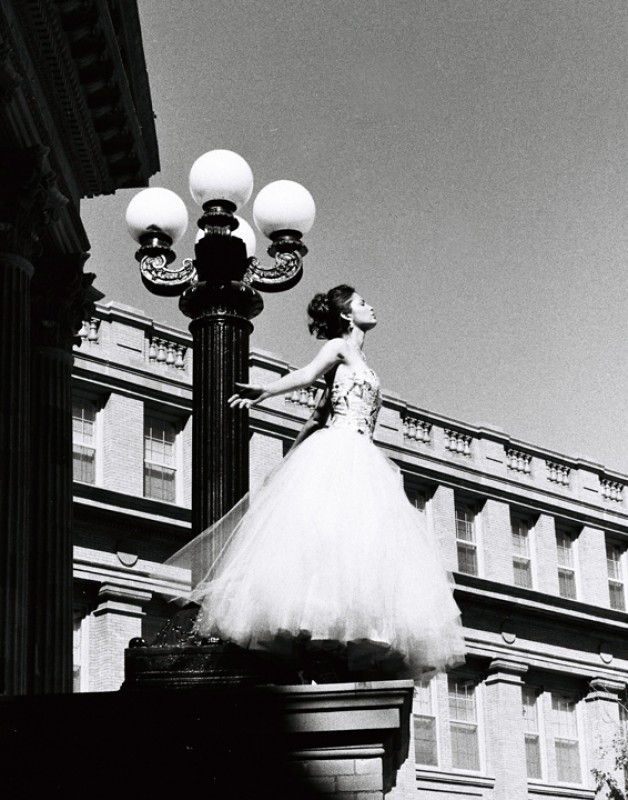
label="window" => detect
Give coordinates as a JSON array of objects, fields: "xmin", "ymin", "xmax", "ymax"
[
  {"xmin": 512, "ymin": 517, "xmax": 533, "ymax": 588},
  {"xmin": 455, "ymin": 500, "xmax": 478, "ymax": 575},
  {"xmin": 551, "ymin": 694, "xmax": 581, "ymax": 783},
  {"xmin": 522, "ymin": 686, "xmax": 543, "ymax": 779},
  {"xmin": 607, "ymin": 541, "xmax": 626, "ymax": 611},
  {"xmin": 72, "ymin": 396, "xmax": 98, "ymax": 484},
  {"xmin": 448, "ymin": 676, "xmax": 480, "ymax": 771},
  {"xmin": 414, "ymin": 679, "xmax": 438, "ymax": 766},
  {"xmin": 556, "ymin": 529, "xmax": 577, "ymax": 599},
  {"xmin": 144, "ymin": 414, "xmax": 178, "ymax": 502}
]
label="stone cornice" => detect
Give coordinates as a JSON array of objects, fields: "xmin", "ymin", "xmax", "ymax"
[{"xmin": 1, "ymin": 0, "xmax": 159, "ymax": 198}]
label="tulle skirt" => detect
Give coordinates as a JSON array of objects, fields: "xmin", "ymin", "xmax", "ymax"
[{"xmin": 191, "ymin": 427, "xmax": 466, "ymax": 679}]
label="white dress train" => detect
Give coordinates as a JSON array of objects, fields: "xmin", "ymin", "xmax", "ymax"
[{"xmin": 187, "ymin": 361, "xmax": 466, "ymax": 679}]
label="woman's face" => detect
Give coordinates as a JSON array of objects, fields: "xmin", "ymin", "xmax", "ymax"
[{"xmin": 347, "ymin": 293, "xmax": 377, "ymax": 331}]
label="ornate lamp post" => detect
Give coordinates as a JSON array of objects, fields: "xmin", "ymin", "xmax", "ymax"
[{"xmin": 125, "ymin": 150, "xmax": 315, "ymax": 539}]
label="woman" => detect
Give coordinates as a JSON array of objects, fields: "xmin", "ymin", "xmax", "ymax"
[{"xmin": 191, "ymin": 285, "xmax": 466, "ymax": 680}]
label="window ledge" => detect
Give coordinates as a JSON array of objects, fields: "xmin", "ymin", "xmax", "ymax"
[
  {"xmin": 454, "ymin": 572, "xmax": 628, "ymax": 634},
  {"xmin": 416, "ymin": 768, "xmax": 495, "ymax": 790},
  {"xmin": 527, "ymin": 781, "xmax": 593, "ymax": 798}
]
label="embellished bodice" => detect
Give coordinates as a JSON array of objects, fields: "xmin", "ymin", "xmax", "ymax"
[{"xmin": 329, "ymin": 366, "xmax": 382, "ymax": 438}]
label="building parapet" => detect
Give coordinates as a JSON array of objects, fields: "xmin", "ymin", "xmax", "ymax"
[{"xmin": 75, "ymin": 301, "xmax": 628, "ymax": 524}]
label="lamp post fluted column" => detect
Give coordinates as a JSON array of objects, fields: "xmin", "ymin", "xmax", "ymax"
[{"xmin": 179, "ymin": 236, "xmax": 263, "ymax": 535}]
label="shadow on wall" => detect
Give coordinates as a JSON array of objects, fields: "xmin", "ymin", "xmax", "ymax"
[{"xmin": 0, "ymin": 686, "xmax": 324, "ymax": 800}]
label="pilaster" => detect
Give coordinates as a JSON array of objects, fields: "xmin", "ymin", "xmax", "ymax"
[
  {"xmin": 481, "ymin": 498, "xmax": 512, "ymax": 583},
  {"xmin": 579, "ymin": 526, "xmax": 610, "ymax": 607},
  {"xmin": 102, "ymin": 394, "xmax": 145, "ymax": 496},
  {"xmin": 484, "ymin": 658, "xmax": 529, "ymax": 800},
  {"xmin": 91, "ymin": 583, "xmax": 151, "ymax": 692},
  {"xmin": 584, "ymin": 676, "xmax": 624, "ymax": 795},
  {"xmin": 534, "ymin": 513, "xmax": 559, "ymax": 594},
  {"xmin": 431, "ymin": 485, "xmax": 457, "ymax": 570}
]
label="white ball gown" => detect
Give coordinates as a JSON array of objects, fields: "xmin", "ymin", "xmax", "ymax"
[{"xmin": 190, "ymin": 360, "xmax": 466, "ymax": 680}]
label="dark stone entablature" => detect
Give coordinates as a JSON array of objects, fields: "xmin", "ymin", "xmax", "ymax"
[{"xmin": 1, "ymin": 0, "xmax": 159, "ymax": 198}]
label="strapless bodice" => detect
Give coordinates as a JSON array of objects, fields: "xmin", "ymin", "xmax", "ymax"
[{"xmin": 329, "ymin": 367, "xmax": 382, "ymax": 438}]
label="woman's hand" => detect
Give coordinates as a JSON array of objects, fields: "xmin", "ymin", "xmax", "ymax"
[{"xmin": 228, "ymin": 382, "xmax": 268, "ymax": 410}]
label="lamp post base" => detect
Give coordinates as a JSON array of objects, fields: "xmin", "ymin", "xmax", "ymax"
[{"xmin": 122, "ymin": 605, "xmax": 302, "ymax": 690}]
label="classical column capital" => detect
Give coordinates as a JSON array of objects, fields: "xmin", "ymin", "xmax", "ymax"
[
  {"xmin": 485, "ymin": 657, "xmax": 529, "ymax": 686},
  {"xmin": 0, "ymin": 43, "xmax": 23, "ymax": 104},
  {"xmin": 94, "ymin": 582, "xmax": 152, "ymax": 619},
  {"xmin": 0, "ymin": 146, "xmax": 68, "ymax": 260},
  {"xmin": 585, "ymin": 676, "xmax": 626, "ymax": 702},
  {"xmin": 31, "ymin": 252, "xmax": 103, "ymax": 348}
]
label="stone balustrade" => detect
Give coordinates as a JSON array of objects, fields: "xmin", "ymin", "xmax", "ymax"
[
  {"xmin": 147, "ymin": 338, "xmax": 186, "ymax": 370},
  {"xmin": 76, "ymin": 304, "xmax": 192, "ymax": 377},
  {"xmin": 506, "ymin": 449, "xmax": 532, "ymax": 475},
  {"xmin": 601, "ymin": 478, "xmax": 624, "ymax": 503},
  {"xmin": 546, "ymin": 460, "xmax": 571, "ymax": 487},
  {"xmin": 286, "ymin": 386, "xmax": 318, "ymax": 409},
  {"xmin": 77, "ymin": 318, "xmax": 100, "ymax": 344},
  {"xmin": 403, "ymin": 416, "xmax": 432, "ymax": 444},
  {"xmin": 444, "ymin": 429, "xmax": 473, "ymax": 457}
]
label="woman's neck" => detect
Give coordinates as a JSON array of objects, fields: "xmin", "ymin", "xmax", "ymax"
[{"xmin": 343, "ymin": 329, "xmax": 366, "ymax": 350}]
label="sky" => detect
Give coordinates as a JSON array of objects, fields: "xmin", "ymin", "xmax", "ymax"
[{"xmin": 81, "ymin": 0, "xmax": 628, "ymax": 473}]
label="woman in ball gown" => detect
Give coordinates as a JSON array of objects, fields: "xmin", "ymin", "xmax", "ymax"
[{"xmin": 190, "ymin": 284, "xmax": 466, "ymax": 680}]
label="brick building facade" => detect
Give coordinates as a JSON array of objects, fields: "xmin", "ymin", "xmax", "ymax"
[{"xmin": 72, "ymin": 300, "xmax": 628, "ymax": 800}]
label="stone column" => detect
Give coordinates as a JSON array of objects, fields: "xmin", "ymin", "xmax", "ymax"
[
  {"xmin": 28, "ymin": 252, "xmax": 98, "ymax": 693},
  {"xmin": 0, "ymin": 145, "xmax": 65, "ymax": 694},
  {"xmin": 483, "ymin": 658, "xmax": 529, "ymax": 800},
  {"xmin": 0, "ymin": 252, "xmax": 33, "ymax": 695}
]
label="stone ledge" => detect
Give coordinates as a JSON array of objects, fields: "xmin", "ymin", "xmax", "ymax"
[{"xmin": 272, "ymin": 680, "xmax": 414, "ymax": 796}]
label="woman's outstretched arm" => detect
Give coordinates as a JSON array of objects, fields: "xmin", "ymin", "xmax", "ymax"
[{"xmin": 228, "ymin": 339, "xmax": 346, "ymax": 410}]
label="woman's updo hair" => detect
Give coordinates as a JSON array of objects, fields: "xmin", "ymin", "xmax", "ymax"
[{"xmin": 307, "ymin": 284, "xmax": 355, "ymax": 340}]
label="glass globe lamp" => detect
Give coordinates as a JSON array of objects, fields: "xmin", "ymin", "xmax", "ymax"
[
  {"xmin": 253, "ymin": 180, "xmax": 316, "ymax": 238},
  {"xmin": 125, "ymin": 187, "xmax": 189, "ymax": 244},
  {"xmin": 189, "ymin": 150, "xmax": 254, "ymax": 211}
]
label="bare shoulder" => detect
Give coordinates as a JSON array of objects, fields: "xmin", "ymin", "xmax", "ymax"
[{"xmin": 320, "ymin": 337, "xmax": 349, "ymax": 361}]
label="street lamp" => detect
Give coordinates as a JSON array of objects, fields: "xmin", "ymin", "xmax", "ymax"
[{"xmin": 125, "ymin": 149, "xmax": 315, "ymax": 538}]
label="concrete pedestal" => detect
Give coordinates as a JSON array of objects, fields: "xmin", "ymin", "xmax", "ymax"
[{"xmin": 0, "ymin": 679, "xmax": 413, "ymax": 799}]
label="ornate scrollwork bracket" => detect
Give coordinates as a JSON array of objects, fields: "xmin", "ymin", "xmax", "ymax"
[
  {"xmin": 135, "ymin": 233, "xmax": 196, "ymax": 296},
  {"xmin": 243, "ymin": 229, "xmax": 307, "ymax": 293}
]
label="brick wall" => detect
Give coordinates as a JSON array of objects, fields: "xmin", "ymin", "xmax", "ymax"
[{"xmin": 102, "ymin": 394, "xmax": 144, "ymax": 496}]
